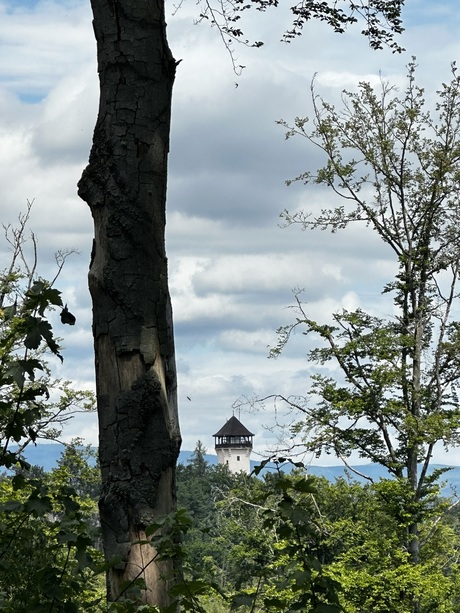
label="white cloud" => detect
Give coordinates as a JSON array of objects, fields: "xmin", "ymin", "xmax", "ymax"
[
  {"xmin": 217, "ymin": 329, "xmax": 275, "ymax": 354},
  {"xmin": 0, "ymin": 0, "xmax": 94, "ymax": 97},
  {"xmin": 31, "ymin": 67, "xmax": 98, "ymax": 164},
  {"xmin": 2, "ymin": 0, "xmax": 460, "ymax": 468}
]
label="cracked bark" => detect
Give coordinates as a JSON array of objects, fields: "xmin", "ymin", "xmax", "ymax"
[{"xmin": 78, "ymin": 0, "xmax": 181, "ymax": 606}]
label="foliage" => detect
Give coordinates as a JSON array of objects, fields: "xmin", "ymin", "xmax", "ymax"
[
  {"xmin": 197, "ymin": 0, "xmax": 405, "ymax": 73},
  {"xmin": 176, "ymin": 442, "xmax": 240, "ymax": 590},
  {"xmin": 0, "ymin": 205, "xmax": 101, "ymax": 612},
  {"xmin": 0, "ymin": 204, "xmax": 94, "ymax": 472},
  {"xmin": 266, "ymin": 60, "xmax": 460, "ymax": 611},
  {"xmin": 237, "ymin": 59, "xmax": 460, "ymax": 613},
  {"xmin": 312, "ymin": 476, "xmax": 460, "ymax": 612},
  {"xmin": 229, "ymin": 469, "xmax": 341, "ymax": 612},
  {"xmin": 15, "ymin": 60, "xmax": 457, "ymax": 612},
  {"xmin": 2, "ymin": 436, "xmax": 460, "ymax": 612},
  {"xmin": 174, "ymin": 449, "xmax": 460, "ymax": 612},
  {"xmin": 176, "ymin": 447, "xmax": 341, "ymax": 611},
  {"xmin": 177, "ymin": 443, "xmax": 460, "ymax": 612},
  {"xmin": 55, "ymin": 438, "xmax": 100, "ymax": 502},
  {"xmin": 0, "ymin": 459, "xmax": 103, "ymax": 612}
]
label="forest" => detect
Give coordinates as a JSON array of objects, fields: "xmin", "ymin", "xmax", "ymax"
[
  {"xmin": 3, "ymin": 0, "xmax": 460, "ymax": 611},
  {"xmin": 2, "ymin": 438, "xmax": 460, "ymax": 611}
]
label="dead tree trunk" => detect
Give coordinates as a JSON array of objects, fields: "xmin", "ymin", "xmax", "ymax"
[{"xmin": 78, "ymin": 0, "xmax": 181, "ymax": 606}]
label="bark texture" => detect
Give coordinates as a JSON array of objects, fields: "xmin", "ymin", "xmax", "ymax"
[{"xmin": 78, "ymin": 0, "xmax": 181, "ymax": 605}]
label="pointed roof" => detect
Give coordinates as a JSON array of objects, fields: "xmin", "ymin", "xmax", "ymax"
[{"xmin": 213, "ymin": 415, "xmax": 254, "ymax": 437}]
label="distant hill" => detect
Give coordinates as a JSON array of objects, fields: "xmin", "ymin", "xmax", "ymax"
[
  {"xmin": 7, "ymin": 444, "xmax": 218, "ymax": 473},
  {"xmin": 7, "ymin": 444, "xmax": 460, "ymax": 495}
]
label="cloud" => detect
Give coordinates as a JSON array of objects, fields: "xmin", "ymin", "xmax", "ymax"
[
  {"xmin": 2, "ymin": 0, "xmax": 460, "ymax": 467},
  {"xmin": 0, "ymin": 0, "xmax": 94, "ymax": 96},
  {"xmin": 31, "ymin": 67, "xmax": 98, "ymax": 165}
]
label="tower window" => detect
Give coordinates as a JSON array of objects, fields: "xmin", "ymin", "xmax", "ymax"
[{"xmin": 237, "ymin": 455, "xmax": 240, "ymax": 461}]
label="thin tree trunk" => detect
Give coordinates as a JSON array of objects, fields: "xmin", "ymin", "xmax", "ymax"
[{"xmin": 78, "ymin": 0, "xmax": 181, "ymax": 605}]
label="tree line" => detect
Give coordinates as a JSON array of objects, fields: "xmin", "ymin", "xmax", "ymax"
[{"xmin": 2, "ymin": 437, "xmax": 460, "ymax": 611}]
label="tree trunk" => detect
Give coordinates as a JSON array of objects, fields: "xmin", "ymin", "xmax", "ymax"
[{"xmin": 78, "ymin": 0, "xmax": 181, "ymax": 606}]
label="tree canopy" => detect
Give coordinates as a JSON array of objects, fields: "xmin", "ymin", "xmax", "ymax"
[{"xmin": 266, "ymin": 60, "xmax": 460, "ymax": 611}]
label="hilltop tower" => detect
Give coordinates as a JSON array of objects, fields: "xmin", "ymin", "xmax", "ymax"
[{"xmin": 213, "ymin": 415, "xmax": 254, "ymax": 474}]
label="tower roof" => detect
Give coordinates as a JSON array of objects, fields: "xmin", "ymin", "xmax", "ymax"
[{"xmin": 213, "ymin": 415, "xmax": 254, "ymax": 437}]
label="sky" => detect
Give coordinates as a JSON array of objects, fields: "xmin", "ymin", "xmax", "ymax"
[{"xmin": 2, "ymin": 0, "xmax": 460, "ymax": 466}]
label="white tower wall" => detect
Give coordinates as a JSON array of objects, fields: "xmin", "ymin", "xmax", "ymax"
[{"xmin": 216, "ymin": 445, "xmax": 251, "ymax": 474}]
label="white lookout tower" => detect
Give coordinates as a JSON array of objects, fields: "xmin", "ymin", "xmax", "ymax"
[{"xmin": 213, "ymin": 415, "xmax": 254, "ymax": 474}]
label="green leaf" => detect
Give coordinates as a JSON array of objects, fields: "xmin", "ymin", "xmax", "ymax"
[
  {"xmin": 11, "ymin": 473, "xmax": 27, "ymax": 490},
  {"xmin": 145, "ymin": 516, "xmax": 168, "ymax": 536},
  {"xmin": 25, "ymin": 494, "xmax": 53, "ymax": 516},
  {"xmin": 24, "ymin": 282, "xmax": 62, "ymax": 316},
  {"xmin": 169, "ymin": 580, "xmax": 210, "ymax": 597},
  {"xmin": 231, "ymin": 593, "xmax": 256, "ymax": 609},
  {"xmin": 4, "ymin": 358, "xmax": 44, "ymax": 385},
  {"xmin": 291, "ymin": 477, "xmax": 317, "ymax": 493},
  {"xmin": 252, "ymin": 458, "xmax": 271, "ymax": 475},
  {"xmin": 264, "ymin": 597, "xmax": 286, "ymax": 608},
  {"xmin": 24, "ymin": 317, "xmax": 62, "ymax": 360},
  {"xmin": 314, "ymin": 605, "xmax": 342, "ymax": 613},
  {"xmin": 1, "ymin": 500, "xmax": 24, "ymax": 513}
]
